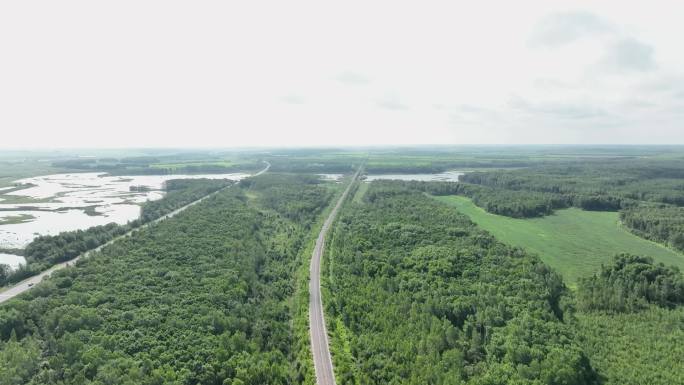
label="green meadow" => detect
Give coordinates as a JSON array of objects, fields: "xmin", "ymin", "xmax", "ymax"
[{"xmin": 435, "ymin": 195, "xmax": 684, "ymax": 286}]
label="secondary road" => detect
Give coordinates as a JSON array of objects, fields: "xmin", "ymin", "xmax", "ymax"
[
  {"xmin": 0, "ymin": 161, "xmax": 270, "ymax": 304},
  {"xmin": 310, "ymin": 168, "xmax": 360, "ymax": 385}
]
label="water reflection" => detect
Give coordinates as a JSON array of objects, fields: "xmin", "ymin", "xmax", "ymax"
[
  {"xmin": 364, "ymin": 171, "xmax": 464, "ymax": 182},
  {"xmin": 0, "ymin": 253, "xmax": 25, "ymax": 269},
  {"xmin": 318, "ymin": 174, "xmax": 344, "ymax": 182}
]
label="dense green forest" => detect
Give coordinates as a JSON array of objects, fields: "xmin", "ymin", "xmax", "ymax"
[
  {"xmin": 239, "ymin": 174, "xmax": 332, "ymax": 224},
  {"xmin": 459, "ymin": 159, "xmax": 684, "ymax": 214},
  {"xmin": 1, "ymin": 179, "xmax": 232, "ymax": 287},
  {"xmin": 370, "ymin": 180, "xmax": 566, "ymax": 218},
  {"xmin": 396, "ymin": 158, "xmax": 684, "ymax": 248},
  {"xmin": 460, "ymin": 159, "xmax": 684, "ymax": 204},
  {"xmin": 135, "ymin": 179, "xmax": 232, "ymax": 223},
  {"xmin": 0, "ymin": 173, "xmax": 333, "ymax": 384},
  {"xmin": 325, "ymin": 181, "xmax": 684, "ymax": 385},
  {"xmin": 19, "ymin": 223, "xmax": 128, "ymax": 275},
  {"xmin": 620, "ymin": 206, "xmax": 684, "ymax": 252},
  {"xmin": 573, "ymin": 256, "xmax": 684, "ymax": 385},
  {"xmin": 576, "ymin": 254, "xmax": 684, "ymax": 313},
  {"xmin": 575, "ymin": 306, "xmax": 684, "ymax": 385},
  {"xmin": 2, "ymin": 148, "xmax": 684, "ymax": 384},
  {"xmin": 433, "ymin": 195, "xmax": 684, "ymax": 285},
  {"xmin": 324, "ymin": 182, "xmax": 597, "ymax": 384},
  {"xmin": 369, "ymin": 178, "xmax": 625, "ymax": 219}
]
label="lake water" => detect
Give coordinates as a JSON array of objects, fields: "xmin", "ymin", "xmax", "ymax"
[
  {"xmin": 0, "ymin": 253, "xmax": 25, "ymax": 270},
  {"xmin": 318, "ymin": 174, "xmax": 344, "ymax": 182},
  {"xmin": 0, "ymin": 172, "xmax": 248, "ymax": 268},
  {"xmin": 364, "ymin": 171, "xmax": 465, "ymax": 182}
]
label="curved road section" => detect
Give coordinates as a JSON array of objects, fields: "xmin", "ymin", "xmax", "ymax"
[
  {"xmin": 0, "ymin": 161, "xmax": 270, "ymax": 305},
  {"xmin": 310, "ymin": 169, "xmax": 360, "ymax": 385}
]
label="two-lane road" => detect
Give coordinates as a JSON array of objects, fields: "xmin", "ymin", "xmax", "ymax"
[
  {"xmin": 310, "ymin": 169, "xmax": 360, "ymax": 385},
  {"xmin": 0, "ymin": 161, "xmax": 270, "ymax": 305}
]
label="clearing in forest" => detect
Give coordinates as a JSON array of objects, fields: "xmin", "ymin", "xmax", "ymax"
[{"xmin": 435, "ymin": 195, "xmax": 684, "ymax": 286}]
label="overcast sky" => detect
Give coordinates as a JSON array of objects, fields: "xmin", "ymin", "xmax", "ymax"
[{"xmin": 1, "ymin": 1, "xmax": 683, "ymax": 148}]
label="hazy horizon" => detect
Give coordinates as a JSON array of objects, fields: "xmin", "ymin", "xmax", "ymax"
[{"xmin": 3, "ymin": 143, "xmax": 684, "ymax": 151}]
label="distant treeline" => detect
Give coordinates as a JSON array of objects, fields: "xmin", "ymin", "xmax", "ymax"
[
  {"xmin": 266, "ymin": 158, "xmax": 358, "ymax": 173},
  {"xmin": 460, "ymin": 161, "xmax": 684, "ymax": 208},
  {"xmin": 366, "ymin": 180, "xmax": 625, "ymax": 218},
  {"xmin": 364, "ymin": 159, "xmax": 531, "ymax": 174},
  {"xmin": 0, "ymin": 179, "xmax": 232, "ymax": 286},
  {"xmin": 353, "ymin": 160, "xmax": 680, "ymax": 247},
  {"xmin": 264, "ymin": 153, "xmax": 534, "ymax": 174},
  {"xmin": 52, "ymin": 157, "xmax": 262, "ymax": 175}
]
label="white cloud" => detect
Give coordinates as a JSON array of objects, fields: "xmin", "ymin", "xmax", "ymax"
[
  {"xmin": 509, "ymin": 96, "xmax": 607, "ymax": 120},
  {"xmin": 336, "ymin": 71, "xmax": 371, "ymax": 86},
  {"xmin": 529, "ymin": 11, "xmax": 613, "ymax": 47},
  {"xmin": 601, "ymin": 38, "xmax": 656, "ymax": 72},
  {"xmin": 376, "ymin": 94, "xmax": 409, "ymax": 111}
]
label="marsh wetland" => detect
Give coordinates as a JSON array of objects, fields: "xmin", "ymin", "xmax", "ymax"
[{"xmin": 0, "ymin": 171, "xmax": 248, "ymax": 267}]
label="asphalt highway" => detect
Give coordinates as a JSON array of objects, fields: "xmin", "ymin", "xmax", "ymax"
[{"xmin": 310, "ymin": 169, "xmax": 360, "ymax": 385}]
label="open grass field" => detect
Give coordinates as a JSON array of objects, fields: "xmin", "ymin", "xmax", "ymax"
[{"xmin": 435, "ymin": 195, "xmax": 684, "ymax": 286}]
